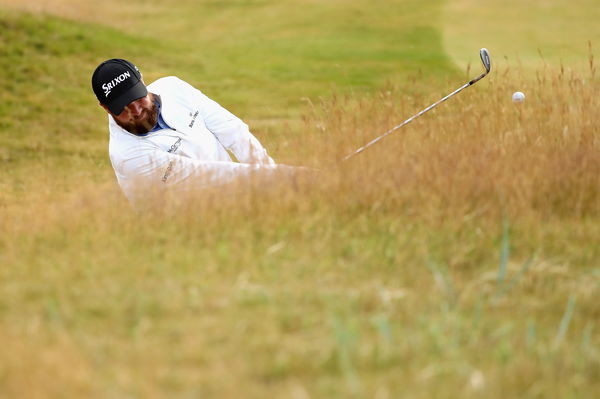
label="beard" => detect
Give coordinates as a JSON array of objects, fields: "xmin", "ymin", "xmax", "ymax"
[{"xmin": 115, "ymin": 98, "xmax": 159, "ymax": 135}]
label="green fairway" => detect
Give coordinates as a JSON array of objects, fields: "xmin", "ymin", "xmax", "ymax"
[
  {"xmin": 443, "ymin": 0, "xmax": 600, "ymax": 69},
  {"xmin": 1, "ymin": 1, "xmax": 599, "ymax": 398}
]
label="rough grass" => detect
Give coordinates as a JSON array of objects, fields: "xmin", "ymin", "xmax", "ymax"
[{"xmin": 1, "ymin": 2, "xmax": 600, "ymax": 398}]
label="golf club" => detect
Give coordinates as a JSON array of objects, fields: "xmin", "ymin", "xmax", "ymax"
[{"xmin": 342, "ymin": 48, "xmax": 492, "ymax": 161}]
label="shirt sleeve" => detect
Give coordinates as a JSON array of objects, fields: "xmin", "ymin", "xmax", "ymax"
[
  {"xmin": 180, "ymin": 79, "xmax": 276, "ymax": 165},
  {"xmin": 112, "ymin": 144, "xmax": 283, "ymax": 204}
]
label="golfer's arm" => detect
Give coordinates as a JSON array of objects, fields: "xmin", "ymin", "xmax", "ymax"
[
  {"xmin": 118, "ymin": 149, "xmax": 277, "ymax": 189},
  {"xmin": 155, "ymin": 151, "xmax": 275, "ymax": 187},
  {"xmin": 194, "ymin": 91, "xmax": 275, "ymax": 165}
]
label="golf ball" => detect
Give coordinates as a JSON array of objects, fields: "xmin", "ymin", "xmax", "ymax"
[{"xmin": 512, "ymin": 91, "xmax": 525, "ymax": 103}]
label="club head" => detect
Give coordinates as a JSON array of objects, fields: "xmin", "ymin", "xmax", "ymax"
[{"xmin": 480, "ymin": 48, "xmax": 491, "ymax": 73}]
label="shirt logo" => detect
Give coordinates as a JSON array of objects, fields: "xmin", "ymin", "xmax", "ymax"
[
  {"xmin": 189, "ymin": 111, "xmax": 199, "ymax": 128},
  {"xmin": 162, "ymin": 138, "xmax": 182, "ymax": 183},
  {"xmin": 102, "ymin": 71, "xmax": 131, "ymax": 97},
  {"xmin": 168, "ymin": 138, "xmax": 182, "ymax": 153}
]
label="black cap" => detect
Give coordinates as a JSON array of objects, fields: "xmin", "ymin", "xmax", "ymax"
[{"xmin": 92, "ymin": 59, "xmax": 148, "ymax": 115}]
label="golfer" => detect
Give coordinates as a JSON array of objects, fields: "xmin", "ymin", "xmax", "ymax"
[{"xmin": 92, "ymin": 58, "xmax": 284, "ymax": 204}]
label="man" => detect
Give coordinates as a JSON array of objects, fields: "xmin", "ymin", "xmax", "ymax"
[{"xmin": 92, "ymin": 58, "xmax": 284, "ymax": 204}]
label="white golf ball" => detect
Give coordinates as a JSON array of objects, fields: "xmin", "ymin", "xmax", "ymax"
[{"xmin": 512, "ymin": 91, "xmax": 525, "ymax": 103}]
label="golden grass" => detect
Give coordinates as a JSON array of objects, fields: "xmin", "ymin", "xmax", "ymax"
[
  {"xmin": 295, "ymin": 62, "xmax": 600, "ymax": 221},
  {"xmin": 1, "ymin": 65, "xmax": 599, "ymax": 397}
]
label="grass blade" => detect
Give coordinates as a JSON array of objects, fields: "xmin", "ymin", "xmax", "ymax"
[
  {"xmin": 426, "ymin": 258, "xmax": 456, "ymax": 304},
  {"xmin": 497, "ymin": 218, "xmax": 510, "ymax": 289},
  {"xmin": 553, "ymin": 295, "xmax": 577, "ymax": 350},
  {"xmin": 492, "ymin": 255, "xmax": 534, "ymax": 303}
]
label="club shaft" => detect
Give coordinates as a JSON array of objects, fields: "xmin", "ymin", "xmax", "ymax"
[{"xmin": 343, "ymin": 71, "xmax": 487, "ymax": 161}]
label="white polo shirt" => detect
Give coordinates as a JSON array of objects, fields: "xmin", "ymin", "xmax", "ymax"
[{"xmin": 107, "ymin": 76, "xmax": 280, "ymax": 203}]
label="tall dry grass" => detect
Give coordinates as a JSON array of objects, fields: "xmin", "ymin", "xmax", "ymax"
[{"xmin": 297, "ymin": 62, "xmax": 599, "ymax": 221}]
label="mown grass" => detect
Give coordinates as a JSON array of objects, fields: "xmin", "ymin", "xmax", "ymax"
[
  {"xmin": 443, "ymin": 0, "xmax": 600, "ymax": 69},
  {"xmin": 1, "ymin": 2, "xmax": 600, "ymax": 398}
]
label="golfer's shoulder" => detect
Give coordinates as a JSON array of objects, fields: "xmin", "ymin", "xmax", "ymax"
[{"xmin": 148, "ymin": 76, "xmax": 197, "ymax": 94}]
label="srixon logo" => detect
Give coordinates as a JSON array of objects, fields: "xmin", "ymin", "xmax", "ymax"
[{"xmin": 102, "ymin": 71, "xmax": 131, "ymax": 97}]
